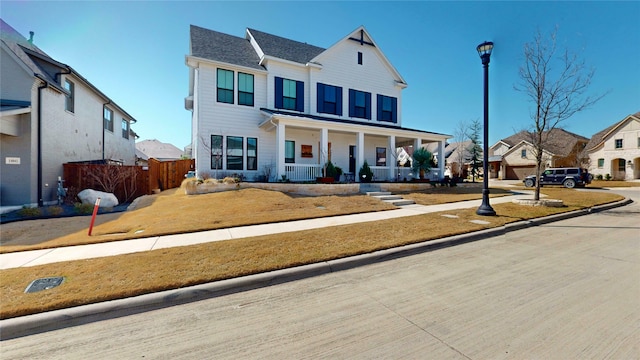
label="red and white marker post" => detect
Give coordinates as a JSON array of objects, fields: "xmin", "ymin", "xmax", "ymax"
[{"xmin": 87, "ymin": 197, "xmax": 101, "ymax": 236}]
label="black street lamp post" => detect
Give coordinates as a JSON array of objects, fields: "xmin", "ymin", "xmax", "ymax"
[{"xmin": 476, "ymin": 41, "xmax": 496, "ymax": 216}]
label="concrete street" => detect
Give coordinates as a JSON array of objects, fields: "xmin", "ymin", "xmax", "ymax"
[{"xmin": 1, "ymin": 188, "xmax": 639, "ymax": 359}]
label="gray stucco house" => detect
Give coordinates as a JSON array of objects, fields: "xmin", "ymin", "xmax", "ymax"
[{"xmin": 1, "ymin": 19, "xmax": 137, "ymax": 210}]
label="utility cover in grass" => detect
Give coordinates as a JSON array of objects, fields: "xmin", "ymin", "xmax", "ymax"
[{"xmin": 24, "ymin": 277, "xmax": 64, "ymax": 293}]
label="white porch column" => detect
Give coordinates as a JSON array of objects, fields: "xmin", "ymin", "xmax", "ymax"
[
  {"xmin": 275, "ymin": 122, "xmax": 285, "ymax": 181},
  {"xmin": 320, "ymin": 128, "xmax": 329, "ymax": 165},
  {"xmin": 356, "ymin": 131, "xmax": 365, "ymax": 182},
  {"xmin": 388, "ymin": 135, "xmax": 396, "ymax": 181},
  {"xmin": 437, "ymin": 139, "xmax": 445, "ymax": 181}
]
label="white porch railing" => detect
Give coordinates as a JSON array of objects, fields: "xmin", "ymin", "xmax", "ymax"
[
  {"xmin": 285, "ymin": 164, "xmax": 322, "ymax": 181},
  {"xmin": 284, "ymin": 164, "xmax": 441, "ymax": 182}
]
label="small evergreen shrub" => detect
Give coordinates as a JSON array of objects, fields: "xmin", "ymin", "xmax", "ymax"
[
  {"xmin": 74, "ymin": 202, "xmax": 94, "ymax": 215},
  {"xmin": 47, "ymin": 205, "xmax": 64, "ymax": 216},
  {"xmin": 17, "ymin": 206, "xmax": 41, "ymax": 217},
  {"xmin": 605, "ymin": 173, "xmax": 611, "ymax": 181},
  {"xmin": 595, "ymin": 174, "xmax": 603, "ymax": 180},
  {"xmin": 359, "ymin": 160, "xmax": 374, "ymax": 183}
]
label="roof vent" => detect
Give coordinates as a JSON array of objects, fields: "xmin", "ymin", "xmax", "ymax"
[{"xmin": 28, "ymin": 31, "xmax": 34, "ymax": 44}]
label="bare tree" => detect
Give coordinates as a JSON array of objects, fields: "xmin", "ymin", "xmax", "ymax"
[
  {"xmin": 86, "ymin": 163, "xmax": 139, "ymax": 203},
  {"xmin": 515, "ymin": 27, "xmax": 606, "ymax": 200},
  {"xmin": 453, "ymin": 120, "xmax": 470, "ymax": 178}
]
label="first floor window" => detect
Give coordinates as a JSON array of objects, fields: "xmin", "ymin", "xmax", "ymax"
[
  {"xmin": 227, "ymin": 136, "xmax": 243, "ymax": 170},
  {"xmin": 64, "ymin": 79, "xmax": 74, "ymax": 113},
  {"xmin": 103, "ymin": 107, "xmax": 113, "ymax": 132},
  {"xmin": 376, "ymin": 147, "xmax": 387, "ymax": 166},
  {"xmin": 217, "ymin": 69, "xmax": 234, "ymax": 104},
  {"xmin": 211, "ymin": 135, "xmax": 223, "ymax": 169},
  {"xmin": 615, "ymin": 139, "xmax": 623, "ymax": 149},
  {"xmin": 238, "ymin": 72, "xmax": 254, "ymax": 106},
  {"xmin": 285, "ymin": 140, "xmax": 295, "ymax": 163},
  {"xmin": 377, "ymin": 94, "xmax": 397, "ymax": 123},
  {"xmin": 618, "ymin": 158, "xmax": 625, "ymax": 171},
  {"xmin": 247, "ymin": 137, "xmax": 257, "ymax": 170},
  {"xmin": 597, "ymin": 158, "xmax": 604, "ymax": 168},
  {"xmin": 121, "ymin": 119, "xmax": 129, "ymax": 139}
]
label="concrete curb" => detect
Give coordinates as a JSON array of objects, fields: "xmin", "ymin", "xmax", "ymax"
[{"xmin": 0, "ymin": 196, "xmax": 632, "ymax": 340}]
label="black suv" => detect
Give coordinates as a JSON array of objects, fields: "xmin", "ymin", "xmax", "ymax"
[{"xmin": 523, "ymin": 167, "xmax": 592, "ymax": 188}]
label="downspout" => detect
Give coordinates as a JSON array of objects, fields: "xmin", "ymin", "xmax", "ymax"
[
  {"xmin": 102, "ymin": 100, "xmax": 111, "ymax": 161},
  {"xmin": 35, "ymin": 74, "xmax": 48, "ymax": 207},
  {"xmin": 54, "ymin": 66, "xmax": 71, "ymax": 83}
]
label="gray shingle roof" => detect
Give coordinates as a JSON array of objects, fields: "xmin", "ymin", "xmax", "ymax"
[
  {"xmin": 247, "ymin": 28, "xmax": 325, "ymax": 64},
  {"xmin": 190, "ymin": 25, "xmax": 263, "ymax": 70},
  {"xmin": 500, "ymin": 128, "xmax": 588, "ymax": 157}
]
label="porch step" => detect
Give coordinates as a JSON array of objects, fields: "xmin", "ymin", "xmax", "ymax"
[
  {"xmin": 384, "ymin": 199, "xmax": 416, "ymax": 206},
  {"xmin": 366, "ymin": 191, "xmax": 391, "ymax": 196},
  {"xmin": 366, "ymin": 191, "xmax": 415, "ymax": 207}
]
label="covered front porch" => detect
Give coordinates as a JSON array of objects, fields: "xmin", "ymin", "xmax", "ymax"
[{"xmin": 259, "ymin": 110, "xmax": 450, "ymax": 182}]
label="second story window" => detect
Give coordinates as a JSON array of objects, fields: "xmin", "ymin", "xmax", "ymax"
[
  {"xmin": 103, "ymin": 107, "xmax": 113, "ymax": 132},
  {"xmin": 64, "ymin": 79, "xmax": 74, "ymax": 113},
  {"xmin": 377, "ymin": 94, "xmax": 397, "ymax": 123},
  {"xmin": 217, "ymin": 69, "xmax": 234, "ymax": 104},
  {"xmin": 275, "ymin": 77, "xmax": 304, "ymax": 112},
  {"xmin": 121, "ymin": 119, "xmax": 129, "ymax": 139},
  {"xmin": 238, "ymin": 73, "xmax": 254, "ymax": 106},
  {"xmin": 521, "ymin": 149, "xmax": 527, "ymax": 158},
  {"xmin": 348, "ymin": 89, "xmax": 371, "ymax": 120},
  {"xmin": 615, "ymin": 139, "xmax": 623, "ymax": 149},
  {"xmin": 317, "ymin": 83, "xmax": 342, "ymax": 115}
]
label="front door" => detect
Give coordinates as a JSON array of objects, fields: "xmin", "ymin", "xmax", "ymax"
[{"xmin": 349, "ymin": 145, "xmax": 356, "ymax": 173}]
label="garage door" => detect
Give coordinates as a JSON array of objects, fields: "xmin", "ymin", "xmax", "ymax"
[{"xmin": 505, "ymin": 166, "xmax": 535, "ymax": 180}]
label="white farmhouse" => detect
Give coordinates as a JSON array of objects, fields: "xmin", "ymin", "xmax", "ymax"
[
  {"xmin": 1, "ymin": 19, "xmax": 137, "ymax": 209},
  {"xmin": 185, "ymin": 25, "xmax": 449, "ymax": 182},
  {"xmin": 584, "ymin": 112, "xmax": 640, "ymax": 180}
]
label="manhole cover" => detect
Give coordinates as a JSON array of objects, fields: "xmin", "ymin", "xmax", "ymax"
[{"xmin": 24, "ymin": 277, "xmax": 65, "ymax": 293}]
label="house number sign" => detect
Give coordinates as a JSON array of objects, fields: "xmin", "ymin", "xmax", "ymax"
[{"xmin": 5, "ymin": 157, "xmax": 20, "ymax": 165}]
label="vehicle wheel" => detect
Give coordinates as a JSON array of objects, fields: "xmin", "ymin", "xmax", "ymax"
[
  {"xmin": 524, "ymin": 179, "xmax": 534, "ymax": 187},
  {"xmin": 563, "ymin": 179, "xmax": 576, "ymax": 188}
]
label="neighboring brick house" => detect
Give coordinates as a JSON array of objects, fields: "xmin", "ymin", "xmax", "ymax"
[
  {"xmin": 583, "ymin": 112, "xmax": 640, "ymax": 180},
  {"xmin": 0, "ymin": 19, "xmax": 137, "ymax": 209},
  {"xmin": 489, "ymin": 128, "xmax": 589, "ymax": 180},
  {"xmin": 185, "ymin": 25, "xmax": 450, "ymax": 182}
]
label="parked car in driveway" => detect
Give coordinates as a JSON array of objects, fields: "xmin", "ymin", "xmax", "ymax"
[{"xmin": 523, "ymin": 167, "xmax": 592, "ymax": 188}]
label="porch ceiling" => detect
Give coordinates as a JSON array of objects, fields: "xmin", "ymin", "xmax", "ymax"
[{"xmin": 259, "ymin": 108, "xmax": 450, "ymax": 142}]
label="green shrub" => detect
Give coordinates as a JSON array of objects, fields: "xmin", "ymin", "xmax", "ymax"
[
  {"xmin": 74, "ymin": 202, "xmax": 94, "ymax": 215},
  {"xmin": 358, "ymin": 160, "xmax": 374, "ymax": 182},
  {"xmin": 17, "ymin": 206, "xmax": 41, "ymax": 217},
  {"xmin": 605, "ymin": 173, "xmax": 611, "ymax": 181},
  {"xmin": 595, "ymin": 174, "xmax": 603, "ymax": 180},
  {"xmin": 47, "ymin": 205, "xmax": 64, "ymax": 216},
  {"xmin": 324, "ymin": 161, "xmax": 337, "ymax": 178}
]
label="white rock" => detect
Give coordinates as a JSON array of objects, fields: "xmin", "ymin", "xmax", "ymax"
[{"xmin": 78, "ymin": 189, "xmax": 119, "ymax": 208}]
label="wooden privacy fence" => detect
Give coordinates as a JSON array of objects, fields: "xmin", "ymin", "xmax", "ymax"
[
  {"xmin": 147, "ymin": 158, "xmax": 194, "ymax": 191},
  {"xmin": 63, "ymin": 158, "xmax": 195, "ymax": 203}
]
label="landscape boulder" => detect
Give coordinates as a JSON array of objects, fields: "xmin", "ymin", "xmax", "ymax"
[{"xmin": 77, "ymin": 189, "xmax": 119, "ymax": 208}]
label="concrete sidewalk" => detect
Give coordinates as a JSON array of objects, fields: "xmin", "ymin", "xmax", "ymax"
[{"xmin": 1, "ymin": 192, "xmax": 533, "ymax": 270}]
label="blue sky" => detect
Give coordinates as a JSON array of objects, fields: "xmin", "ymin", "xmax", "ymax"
[{"xmin": 2, "ymin": 1, "xmax": 638, "ymax": 149}]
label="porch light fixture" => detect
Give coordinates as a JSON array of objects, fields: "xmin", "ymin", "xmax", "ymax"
[{"xmin": 476, "ymin": 41, "xmax": 496, "ymax": 216}]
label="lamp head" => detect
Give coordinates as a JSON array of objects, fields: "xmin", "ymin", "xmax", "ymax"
[{"xmin": 477, "ymin": 41, "xmax": 493, "ymax": 65}]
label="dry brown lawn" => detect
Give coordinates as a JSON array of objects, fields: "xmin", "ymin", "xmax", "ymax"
[{"xmin": 0, "ymin": 184, "xmax": 624, "ymax": 319}]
